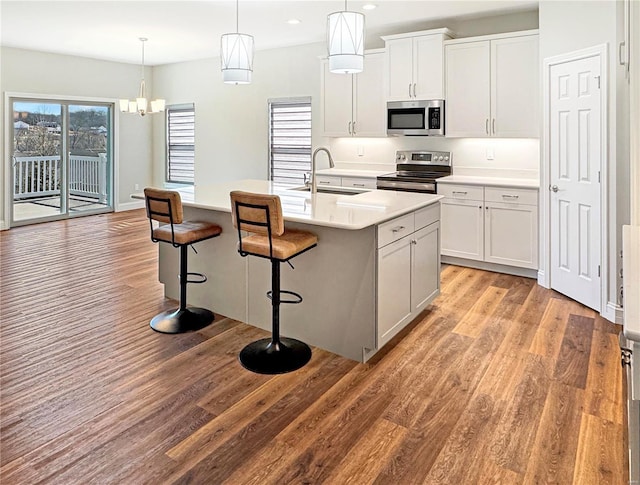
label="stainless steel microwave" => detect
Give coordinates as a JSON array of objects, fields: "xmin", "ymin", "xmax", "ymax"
[{"xmin": 387, "ymin": 100, "xmax": 445, "ymax": 136}]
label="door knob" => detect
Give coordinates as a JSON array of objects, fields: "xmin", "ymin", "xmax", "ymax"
[{"xmin": 550, "ymin": 184, "xmax": 559, "ymax": 192}]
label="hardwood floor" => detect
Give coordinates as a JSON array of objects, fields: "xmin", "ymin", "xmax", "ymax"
[{"xmin": 0, "ymin": 210, "xmax": 626, "ymax": 484}]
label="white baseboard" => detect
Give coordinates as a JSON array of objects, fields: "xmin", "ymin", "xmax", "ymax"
[
  {"xmin": 603, "ymin": 301, "xmax": 624, "ymax": 325},
  {"xmin": 0, "ymin": 219, "xmax": 7, "ymax": 231},
  {"xmin": 537, "ymin": 269, "xmax": 549, "ymax": 288},
  {"xmin": 441, "ymin": 255, "xmax": 538, "ymax": 279},
  {"xmin": 116, "ymin": 200, "xmax": 145, "ymax": 212}
]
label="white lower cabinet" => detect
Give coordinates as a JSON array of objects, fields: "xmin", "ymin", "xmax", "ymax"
[
  {"xmin": 377, "ymin": 205, "xmax": 440, "ymax": 347},
  {"xmin": 440, "ymin": 183, "xmax": 538, "ymax": 270}
]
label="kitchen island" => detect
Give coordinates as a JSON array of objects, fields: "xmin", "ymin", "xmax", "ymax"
[{"xmin": 136, "ymin": 180, "xmax": 442, "ymax": 362}]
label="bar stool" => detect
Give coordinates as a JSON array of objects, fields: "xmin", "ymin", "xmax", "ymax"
[
  {"xmin": 144, "ymin": 187, "xmax": 222, "ymax": 334},
  {"xmin": 230, "ymin": 191, "xmax": 318, "ymax": 374}
]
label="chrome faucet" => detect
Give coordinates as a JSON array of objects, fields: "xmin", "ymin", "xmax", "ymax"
[{"xmin": 309, "ymin": 147, "xmax": 335, "ymax": 194}]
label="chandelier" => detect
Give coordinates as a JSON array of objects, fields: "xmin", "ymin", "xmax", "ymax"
[
  {"xmin": 221, "ymin": 0, "xmax": 254, "ymax": 84},
  {"xmin": 119, "ymin": 38, "xmax": 165, "ymax": 116},
  {"xmin": 327, "ymin": 0, "xmax": 365, "ymax": 74}
]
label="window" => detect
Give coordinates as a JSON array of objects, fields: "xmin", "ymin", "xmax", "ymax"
[
  {"xmin": 269, "ymin": 97, "xmax": 312, "ymax": 185},
  {"xmin": 166, "ymin": 104, "xmax": 195, "ymax": 184}
]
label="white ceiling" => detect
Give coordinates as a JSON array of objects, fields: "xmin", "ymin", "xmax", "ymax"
[{"xmin": 0, "ymin": 1, "xmax": 538, "ymax": 66}]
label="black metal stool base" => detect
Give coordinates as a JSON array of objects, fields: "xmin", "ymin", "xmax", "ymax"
[
  {"xmin": 239, "ymin": 337, "xmax": 312, "ymax": 374},
  {"xmin": 150, "ymin": 307, "xmax": 214, "ymax": 334}
]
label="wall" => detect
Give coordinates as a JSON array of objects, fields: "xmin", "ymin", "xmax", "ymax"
[
  {"xmin": 539, "ymin": 0, "xmax": 628, "ymax": 318},
  {"xmin": 0, "ymin": 47, "xmax": 154, "ymax": 229},
  {"xmin": 152, "ymin": 42, "xmax": 326, "ymax": 187}
]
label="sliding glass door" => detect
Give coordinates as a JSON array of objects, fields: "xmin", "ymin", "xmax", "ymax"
[{"xmin": 11, "ymin": 98, "xmax": 113, "ymax": 225}]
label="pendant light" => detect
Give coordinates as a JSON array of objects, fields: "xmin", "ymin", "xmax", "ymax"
[
  {"xmin": 119, "ymin": 38, "xmax": 165, "ymax": 116},
  {"xmin": 327, "ymin": 0, "xmax": 365, "ymax": 74},
  {"xmin": 220, "ymin": 0, "xmax": 254, "ymax": 84}
]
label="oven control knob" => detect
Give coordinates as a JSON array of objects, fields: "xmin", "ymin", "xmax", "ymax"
[
  {"xmin": 444, "ymin": 156, "xmax": 449, "ymax": 161},
  {"xmin": 438, "ymin": 156, "xmax": 444, "ymax": 161},
  {"xmin": 398, "ymin": 154, "xmax": 406, "ymax": 161}
]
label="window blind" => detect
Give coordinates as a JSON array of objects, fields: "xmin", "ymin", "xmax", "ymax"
[
  {"xmin": 269, "ymin": 98, "xmax": 311, "ymax": 185},
  {"xmin": 166, "ymin": 104, "xmax": 195, "ymax": 184}
]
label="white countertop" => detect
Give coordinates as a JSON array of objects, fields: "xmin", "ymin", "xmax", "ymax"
[
  {"xmin": 133, "ymin": 180, "xmax": 442, "ymax": 230},
  {"xmin": 438, "ymin": 175, "xmax": 540, "ymax": 189},
  {"xmin": 623, "ymin": 225, "xmax": 640, "ymax": 342}
]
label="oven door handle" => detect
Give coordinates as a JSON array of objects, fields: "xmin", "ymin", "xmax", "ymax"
[{"xmin": 376, "ymin": 180, "xmax": 436, "ymax": 192}]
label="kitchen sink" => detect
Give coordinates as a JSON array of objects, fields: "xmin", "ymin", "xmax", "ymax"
[{"xmin": 288, "ymin": 186, "xmax": 368, "ymax": 196}]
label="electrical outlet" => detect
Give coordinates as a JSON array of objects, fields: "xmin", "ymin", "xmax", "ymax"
[
  {"xmin": 486, "ymin": 147, "xmax": 495, "ymax": 160},
  {"xmin": 135, "ymin": 183, "xmax": 140, "ymax": 190}
]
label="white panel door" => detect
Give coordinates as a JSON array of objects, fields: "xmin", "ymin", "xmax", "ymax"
[
  {"xmin": 491, "ymin": 35, "xmax": 539, "ymax": 137},
  {"xmin": 440, "ymin": 198, "xmax": 484, "ymax": 260},
  {"xmin": 411, "ymin": 222, "xmax": 440, "ymax": 311},
  {"xmin": 354, "ymin": 52, "xmax": 386, "ymax": 136},
  {"xmin": 377, "ymin": 236, "xmax": 412, "ymax": 345},
  {"xmin": 445, "ymin": 41, "xmax": 491, "ymax": 137},
  {"xmin": 414, "ymin": 34, "xmax": 445, "ymax": 100},
  {"xmin": 386, "ymin": 38, "xmax": 413, "ymax": 101},
  {"xmin": 549, "ymin": 54, "xmax": 602, "ymax": 311},
  {"xmin": 485, "ymin": 202, "xmax": 538, "ymax": 269},
  {"xmin": 321, "ymin": 61, "xmax": 353, "ymax": 137}
]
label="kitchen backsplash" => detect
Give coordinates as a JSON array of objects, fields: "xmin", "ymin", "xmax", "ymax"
[{"xmin": 326, "ymin": 137, "xmax": 540, "ymax": 179}]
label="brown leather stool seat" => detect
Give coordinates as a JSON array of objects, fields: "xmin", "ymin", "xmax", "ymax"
[
  {"xmin": 230, "ymin": 190, "xmax": 317, "ymax": 374},
  {"xmin": 144, "ymin": 187, "xmax": 222, "ymax": 334}
]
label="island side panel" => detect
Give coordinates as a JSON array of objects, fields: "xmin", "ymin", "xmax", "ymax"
[
  {"xmin": 158, "ymin": 206, "xmax": 248, "ymax": 323},
  {"xmin": 247, "ymin": 222, "xmax": 377, "ymax": 362}
]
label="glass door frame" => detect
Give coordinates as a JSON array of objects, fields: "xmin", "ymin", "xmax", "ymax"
[{"xmin": 5, "ymin": 92, "xmax": 117, "ymax": 228}]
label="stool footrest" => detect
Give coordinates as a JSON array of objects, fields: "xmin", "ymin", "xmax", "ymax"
[
  {"xmin": 266, "ymin": 290, "xmax": 303, "ymax": 304},
  {"xmin": 180, "ymin": 272, "xmax": 207, "ymax": 284}
]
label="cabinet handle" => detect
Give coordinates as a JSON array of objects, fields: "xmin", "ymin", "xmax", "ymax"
[
  {"xmin": 411, "ymin": 239, "xmax": 417, "ymax": 245},
  {"xmin": 492, "ymin": 118, "xmax": 496, "ymax": 135},
  {"xmin": 353, "ymin": 183, "xmax": 365, "ymax": 187},
  {"xmin": 619, "ymin": 41, "xmax": 626, "ymax": 66},
  {"xmin": 413, "ymin": 83, "xmax": 417, "ymax": 98},
  {"xmin": 485, "ymin": 119, "xmax": 489, "ymax": 135},
  {"xmin": 391, "ymin": 225, "xmax": 405, "ymax": 233},
  {"xmin": 408, "ymin": 83, "xmax": 412, "ymax": 98},
  {"xmin": 319, "ymin": 181, "xmax": 331, "ymax": 185},
  {"xmin": 502, "ymin": 194, "xmax": 519, "ymax": 199},
  {"xmin": 479, "ymin": 205, "xmax": 482, "ymax": 209},
  {"xmin": 348, "ymin": 121, "xmax": 352, "ymax": 135},
  {"xmin": 352, "ymin": 121, "xmax": 356, "ymax": 135},
  {"xmin": 452, "ymin": 191, "xmax": 468, "ymax": 195}
]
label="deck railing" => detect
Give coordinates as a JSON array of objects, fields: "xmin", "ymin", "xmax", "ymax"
[{"xmin": 13, "ymin": 154, "xmax": 107, "ymax": 203}]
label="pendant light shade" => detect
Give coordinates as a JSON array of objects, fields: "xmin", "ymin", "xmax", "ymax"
[
  {"xmin": 119, "ymin": 38, "xmax": 165, "ymax": 116},
  {"xmin": 327, "ymin": 7, "xmax": 365, "ymax": 74},
  {"xmin": 221, "ymin": 33, "xmax": 254, "ymax": 84},
  {"xmin": 221, "ymin": 0, "xmax": 254, "ymax": 84}
]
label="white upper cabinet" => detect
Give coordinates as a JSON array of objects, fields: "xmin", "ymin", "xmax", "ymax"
[
  {"xmin": 382, "ymin": 29, "xmax": 454, "ymax": 101},
  {"xmin": 321, "ymin": 51, "xmax": 386, "ymax": 137},
  {"xmin": 445, "ymin": 30, "xmax": 539, "ymax": 138}
]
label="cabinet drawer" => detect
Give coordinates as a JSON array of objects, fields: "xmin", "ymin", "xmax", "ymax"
[
  {"xmin": 438, "ymin": 184, "xmax": 483, "ymax": 200},
  {"xmin": 377, "ymin": 213, "xmax": 415, "ymax": 248},
  {"xmin": 484, "ymin": 187, "xmax": 537, "ymax": 206},
  {"xmin": 414, "ymin": 203, "xmax": 440, "ymax": 231},
  {"xmin": 316, "ymin": 175, "xmax": 342, "ymax": 186},
  {"xmin": 342, "ymin": 177, "xmax": 377, "ymax": 189}
]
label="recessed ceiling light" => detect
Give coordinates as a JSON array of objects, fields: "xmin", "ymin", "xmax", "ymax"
[
  {"xmin": 287, "ymin": 19, "xmax": 301, "ymax": 25},
  {"xmin": 362, "ymin": 4, "xmax": 377, "ymax": 10}
]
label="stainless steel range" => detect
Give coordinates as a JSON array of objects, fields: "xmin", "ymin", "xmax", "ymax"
[{"xmin": 376, "ymin": 150, "xmax": 452, "ymax": 194}]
